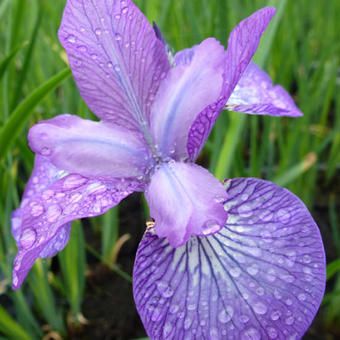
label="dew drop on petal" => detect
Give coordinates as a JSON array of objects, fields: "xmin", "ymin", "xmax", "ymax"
[
  {"xmin": 241, "ymin": 327, "xmax": 261, "ymax": 340},
  {"xmin": 31, "ymin": 204, "xmax": 44, "ymax": 217},
  {"xmin": 95, "ymin": 28, "xmax": 101, "ymax": 35},
  {"xmin": 63, "ymin": 174, "xmax": 87, "ymax": 190},
  {"xmin": 267, "ymin": 327, "xmax": 278, "ymax": 339},
  {"xmin": 40, "ymin": 147, "xmax": 51, "ymax": 156},
  {"xmin": 67, "ymin": 34, "xmax": 76, "ymax": 43},
  {"xmin": 253, "ymin": 301, "xmax": 267, "ymax": 315},
  {"xmin": 218, "ymin": 306, "xmax": 233, "ymax": 323},
  {"xmin": 202, "ymin": 219, "xmax": 221, "ymax": 235},
  {"xmin": 271, "ymin": 310, "xmax": 281, "ymax": 321},
  {"xmin": 285, "ymin": 316, "xmax": 295, "ymax": 325},
  {"xmin": 115, "ymin": 33, "xmax": 122, "ymax": 41},
  {"xmin": 46, "ymin": 204, "xmax": 62, "ymax": 222},
  {"xmin": 156, "ymin": 281, "xmax": 174, "ymax": 298},
  {"xmin": 20, "ymin": 229, "xmax": 37, "ymax": 249}
]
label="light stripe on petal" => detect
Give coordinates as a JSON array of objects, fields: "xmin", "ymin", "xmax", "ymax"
[
  {"xmin": 150, "ymin": 38, "xmax": 226, "ymax": 160},
  {"xmin": 28, "ymin": 114, "xmax": 152, "ymax": 181},
  {"xmin": 58, "ymin": 0, "xmax": 170, "ymax": 139},
  {"xmin": 226, "ymin": 62, "xmax": 303, "ymax": 117},
  {"xmin": 134, "ymin": 178, "xmax": 325, "ymax": 340}
]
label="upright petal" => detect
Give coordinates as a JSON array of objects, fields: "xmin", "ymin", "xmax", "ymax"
[
  {"xmin": 58, "ymin": 0, "xmax": 170, "ymax": 137},
  {"xmin": 145, "ymin": 162, "xmax": 227, "ymax": 247},
  {"xmin": 226, "ymin": 62, "xmax": 303, "ymax": 116},
  {"xmin": 12, "ymin": 156, "xmax": 141, "ymax": 289},
  {"xmin": 28, "ymin": 114, "xmax": 152, "ymax": 181},
  {"xmin": 150, "ymin": 38, "xmax": 226, "ymax": 160},
  {"xmin": 187, "ymin": 7, "xmax": 276, "ymax": 160},
  {"xmin": 134, "ymin": 178, "xmax": 325, "ymax": 340}
]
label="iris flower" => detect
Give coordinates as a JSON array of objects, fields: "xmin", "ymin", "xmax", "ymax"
[{"xmin": 12, "ymin": 1, "xmax": 325, "ymax": 339}]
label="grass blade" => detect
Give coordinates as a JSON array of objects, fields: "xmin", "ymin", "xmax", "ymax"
[
  {"xmin": 0, "ymin": 43, "xmax": 27, "ymax": 81},
  {"xmin": 0, "ymin": 67, "xmax": 72, "ymax": 161}
]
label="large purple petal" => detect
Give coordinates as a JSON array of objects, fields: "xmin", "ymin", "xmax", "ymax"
[
  {"xmin": 12, "ymin": 156, "xmax": 141, "ymax": 290},
  {"xmin": 28, "ymin": 114, "xmax": 152, "ymax": 181},
  {"xmin": 149, "ymin": 38, "xmax": 226, "ymax": 160},
  {"xmin": 145, "ymin": 162, "xmax": 227, "ymax": 247},
  {"xmin": 58, "ymin": 0, "xmax": 170, "ymax": 136},
  {"xmin": 134, "ymin": 178, "xmax": 325, "ymax": 340},
  {"xmin": 226, "ymin": 62, "xmax": 303, "ymax": 117},
  {"xmin": 187, "ymin": 8, "xmax": 276, "ymax": 161}
]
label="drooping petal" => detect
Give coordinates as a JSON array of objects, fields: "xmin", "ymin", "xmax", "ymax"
[
  {"xmin": 187, "ymin": 7, "xmax": 276, "ymax": 161},
  {"xmin": 226, "ymin": 62, "xmax": 303, "ymax": 117},
  {"xmin": 150, "ymin": 38, "xmax": 226, "ymax": 160},
  {"xmin": 58, "ymin": 0, "xmax": 170, "ymax": 136},
  {"xmin": 12, "ymin": 156, "xmax": 141, "ymax": 290},
  {"xmin": 144, "ymin": 162, "xmax": 227, "ymax": 247},
  {"xmin": 134, "ymin": 178, "xmax": 325, "ymax": 340},
  {"xmin": 28, "ymin": 114, "xmax": 152, "ymax": 181}
]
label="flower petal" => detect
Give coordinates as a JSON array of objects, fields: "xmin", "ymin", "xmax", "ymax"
[
  {"xmin": 226, "ymin": 62, "xmax": 303, "ymax": 117},
  {"xmin": 150, "ymin": 38, "xmax": 226, "ymax": 160},
  {"xmin": 12, "ymin": 156, "xmax": 140, "ymax": 290},
  {"xmin": 58, "ymin": 0, "xmax": 170, "ymax": 135},
  {"xmin": 28, "ymin": 114, "xmax": 152, "ymax": 180},
  {"xmin": 145, "ymin": 162, "xmax": 227, "ymax": 247},
  {"xmin": 187, "ymin": 7, "xmax": 276, "ymax": 160},
  {"xmin": 134, "ymin": 178, "xmax": 325, "ymax": 340}
]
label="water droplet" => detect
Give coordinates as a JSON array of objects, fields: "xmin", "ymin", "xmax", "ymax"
[
  {"xmin": 210, "ymin": 328, "xmax": 218, "ymax": 338},
  {"xmin": 156, "ymin": 281, "xmax": 174, "ymax": 298},
  {"xmin": 298, "ymin": 293, "xmax": 306, "ymax": 301},
  {"xmin": 253, "ymin": 301, "xmax": 267, "ymax": 315},
  {"xmin": 240, "ymin": 315, "xmax": 249, "ymax": 323},
  {"xmin": 285, "ymin": 316, "xmax": 294, "ymax": 325},
  {"xmin": 42, "ymin": 189, "xmax": 54, "ymax": 200},
  {"xmin": 78, "ymin": 45, "xmax": 87, "ymax": 52},
  {"xmin": 107, "ymin": 61, "xmax": 113, "ymax": 68},
  {"xmin": 95, "ymin": 28, "xmax": 101, "ymax": 35},
  {"xmin": 267, "ymin": 327, "xmax": 278, "ymax": 339},
  {"xmin": 80, "ymin": 27, "xmax": 85, "ymax": 32},
  {"xmin": 247, "ymin": 265, "xmax": 259, "ymax": 276},
  {"xmin": 63, "ymin": 174, "xmax": 87, "ymax": 190},
  {"xmin": 46, "ymin": 204, "xmax": 62, "ymax": 222},
  {"xmin": 31, "ymin": 204, "xmax": 44, "ymax": 217},
  {"xmin": 285, "ymin": 298, "xmax": 293, "ymax": 306},
  {"xmin": 271, "ymin": 310, "xmax": 281, "ymax": 321},
  {"xmin": 151, "ymin": 307, "xmax": 162, "ymax": 322},
  {"xmin": 114, "ymin": 65, "xmax": 121, "ymax": 72},
  {"xmin": 162, "ymin": 322, "xmax": 174, "ymax": 337},
  {"xmin": 241, "ymin": 327, "xmax": 261, "ymax": 340},
  {"xmin": 40, "ymin": 147, "xmax": 51, "ymax": 156},
  {"xmin": 121, "ymin": 6, "xmax": 128, "ymax": 14},
  {"xmin": 115, "ymin": 33, "xmax": 122, "ymax": 41},
  {"xmin": 87, "ymin": 182, "xmax": 107, "ymax": 195},
  {"xmin": 67, "ymin": 34, "xmax": 76, "ymax": 43},
  {"xmin": 202, "ymin": 219, "xmax": 221, "ymax": 235},
  {"xmin": 20, "ymin": 229, "xmax": 36, "ymax": 248},
  {"xmin": 302, "ymin": 254, "xmax": 311, "ymax": 263},
  {"xmin": 230, "ymin": 267, "xmax": 241, "ymax": 278},
  {"xmin": 218, "ymin": 306, "xmax": 233, "ymax": 323},
  {"xmin": 184, "ymin": 317, "xmax": 192, "ymax": 330},
  {"xmin": 115, "ymin": 14, "xmax": 121, "ymax": 20},
  {"xmin": 256, "ymin": 287, "xmax": 264, "ymax": 296},
  {"xmin": 169, "ymin": 304, "xmax": 179, "ymax": 314}
]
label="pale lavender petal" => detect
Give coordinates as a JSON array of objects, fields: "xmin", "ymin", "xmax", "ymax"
[
  {"xmin": 187, "ymin": 7, "xmax": 276, "ymax": 160},
  {"xmin": 58, "ymin": 0, "xmax": 170, "ymax": 134},
  {"xmin": 28, "ymin": 114, "xmax": 152, "ymax": 180},
  {"xmin": 150, "ymin": 38, "xmax": 226, "ymax": 160},
  {"xmin": 134, "ymin": 178, "xmax": 325, "ymax": 340},
  {"xmin": 145, "ymin": 162, "xmax": 227, "ymax": 247},
  {"xmin": 12, "ymin": 160, "xmax": 141, "ymax": 289},
  {"xmin": 226, "ymin": 62, "xmax": 303, "ymax": 117}
]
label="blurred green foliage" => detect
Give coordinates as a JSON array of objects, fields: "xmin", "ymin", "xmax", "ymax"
[{"xmin": 0, "ymin": 0, "xmax": 340, "ymax": 338}]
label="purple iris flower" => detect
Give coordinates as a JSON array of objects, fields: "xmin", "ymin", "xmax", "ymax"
[{"xmin": 11, "ymin": 1, "xmax": 325, "ymax": 339}]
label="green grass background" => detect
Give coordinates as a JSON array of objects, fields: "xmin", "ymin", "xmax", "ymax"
[{"xmin": 0, "ymin": 0, "xmax": 340, "ymax": 338}]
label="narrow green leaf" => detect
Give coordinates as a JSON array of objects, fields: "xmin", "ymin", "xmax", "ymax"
[
  {"xmin": 0, "ymin": 305, "xmax": 32, "ymax": 340},
  {"xmin": 0, "ymin": 43, "xmax": 27, "ymax": 81},
  {"xmin": 0, "ymin": 67, "xmax": 72, "ymax": 161},
  {"xmin": 327, "ymin": 259, "xmax": 340, "ymax": 281}
]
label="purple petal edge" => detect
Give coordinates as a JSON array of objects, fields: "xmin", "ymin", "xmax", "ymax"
[
  {"xmin": 187, "ymin": 7, "xmax": 276, "ymax": 161},
  {"xmin": 134, "ymin": 177, "xmax": 325, "ymax": 340},
  {"xmin": 226, "ymin": 62, "xmax": 303, "ymax": 117}
]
